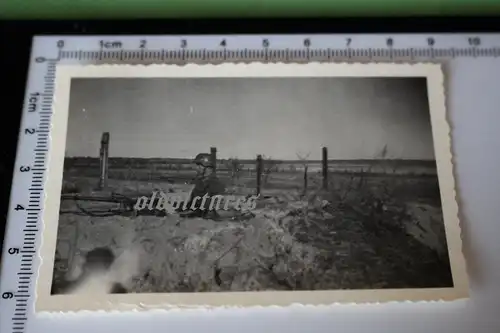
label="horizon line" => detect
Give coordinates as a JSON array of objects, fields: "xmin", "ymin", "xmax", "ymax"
[{"xmin": 64, "ymin": 156, "xmax": 436, "ymax": 162}]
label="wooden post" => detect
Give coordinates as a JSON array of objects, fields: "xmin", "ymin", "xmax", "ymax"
[
  {"xmin": 322, "ymin": 147, "xmax": 328, "ymax": 190},
  {"xmin": 256, "ymin": 155, "xmax": 263, "ymax": 196},
  {"xmin": 98, "ymin": 132, "xmax": 110, "ymax": 189},
  {"xmin": 210, "ymin": 147, "xmax": 217, "ymax": 175},
  {"xmin": 303, "ymin": 164, "xmax": 309, "ymax": 196}
]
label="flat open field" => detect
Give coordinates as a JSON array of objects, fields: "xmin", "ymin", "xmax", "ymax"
[{"xmin": 52, "ymin": 160, "xmax": 453, "ymax": 293}]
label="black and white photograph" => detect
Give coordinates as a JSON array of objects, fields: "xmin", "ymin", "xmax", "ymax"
[{"xmin": 37, "ymin": 63, "xmax": 467, "ymax": 311}]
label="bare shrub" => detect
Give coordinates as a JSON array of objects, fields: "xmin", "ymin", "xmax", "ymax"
[
  {"xmin": 223, "ymin": 157, "xmax": 243, "ymax": 184},
  {"xmin": 261, "ymin": 155, "xmax": 282, "ymax": 185},
  {"xmin": 296, "ymin": 151, "xmax": 311, "ymax": 196}
]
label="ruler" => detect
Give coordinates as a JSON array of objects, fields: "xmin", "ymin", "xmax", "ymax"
[{"xmin": 1, "ymin": 33, "xmax": 500, "ymax": 332}]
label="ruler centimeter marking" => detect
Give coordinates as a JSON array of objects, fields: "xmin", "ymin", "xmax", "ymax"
[
  {"xmin": 55, "ymin": 47, "xmax": 500, "ymax": 62},
  {"xmin": 5, "ymin": 59, "xmax": 56, "ymax": 333},
  {"xmin": 2, "ymin": 33, "xmax": 500, "ymax": 333}
]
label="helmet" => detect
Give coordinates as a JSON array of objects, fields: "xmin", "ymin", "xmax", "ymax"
[{"xmin": 193, "ymin": 153, "xmax": 213, "ymax": 168}]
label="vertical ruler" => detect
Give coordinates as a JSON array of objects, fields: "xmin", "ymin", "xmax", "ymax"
[{"xmin": 1, "ymin": 41, "xmax": 57, "ymax": 332}]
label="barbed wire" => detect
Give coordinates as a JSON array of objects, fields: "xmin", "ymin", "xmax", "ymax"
[
  {"xmin": 60, "ymin": 192, "xmax": 139, "ymax": 217},
  {"xmin": 59, "ymin": 191, "xmax": 258, "ymax": 221}
]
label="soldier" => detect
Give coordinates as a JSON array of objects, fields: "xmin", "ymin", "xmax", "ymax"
[{"xmin": 179, "ymin": 153, "xmax": 225, "ymax": 219}]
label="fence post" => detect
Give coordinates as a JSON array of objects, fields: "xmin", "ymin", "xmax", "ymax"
[
  {"xmin": 322, "ymin": 147, "xmax": 328, "ymax": 190},
  {"xmin": 98, "ymin": 132, "xmax": 110, "ymax": 190},
  {"xmin": 303, "ymin": 164, "xmax": 309, "ymax": 196},
  {"xmin": 210, "ymin": 147, "xmax": 217, "ymax": 175},
  {"xmin": 256, "ymin": 155, "xmax": 263, "ymax": 196}
]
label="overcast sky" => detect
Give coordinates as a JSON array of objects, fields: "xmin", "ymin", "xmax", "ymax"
[{"xmin": 66, "ymin": 77, "xmax": 434, "ymax": 160}]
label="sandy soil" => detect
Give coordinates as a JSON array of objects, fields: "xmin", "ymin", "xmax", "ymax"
[{"xmin": 53, "ymin": 175, "xmax": 453, "ymax": 293}]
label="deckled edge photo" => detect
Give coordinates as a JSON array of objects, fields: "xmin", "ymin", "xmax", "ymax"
[{"xmin": 36, "ymin": 62, "xmax": 469, "ymax": 312}]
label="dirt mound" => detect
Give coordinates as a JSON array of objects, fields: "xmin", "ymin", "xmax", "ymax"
[{"xmin": 55, "ymin": 210, "xmax": 325, "ymax": 293}]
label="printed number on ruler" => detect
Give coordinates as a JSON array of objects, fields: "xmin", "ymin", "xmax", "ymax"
[{"xmin": 35, "ymin": 34, "xmax": 497, "ymax": 63}]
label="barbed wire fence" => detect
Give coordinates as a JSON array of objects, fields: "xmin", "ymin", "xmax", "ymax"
[{"xmin": 62, "ymin": 132, "xmax": 335, "ymax": 217}]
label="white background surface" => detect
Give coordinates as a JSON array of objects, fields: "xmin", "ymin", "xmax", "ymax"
[{"xmin": 1, "ymin": 34, "xmax": 500, "ymax": 333}]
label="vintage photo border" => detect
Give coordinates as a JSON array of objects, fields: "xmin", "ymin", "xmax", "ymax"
[{"xmin": 36, "ymin": 62, "xmax": 469, "ymax": 312}]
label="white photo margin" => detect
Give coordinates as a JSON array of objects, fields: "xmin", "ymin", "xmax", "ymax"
[{"xmin": 36, "ymin": 62, "xmax": 469, "ymax": 312}]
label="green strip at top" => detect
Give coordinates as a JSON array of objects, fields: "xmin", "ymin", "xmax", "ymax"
[{"xmin": 2, "ymin": 0, "xmax": 500, "ymax": 19}]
